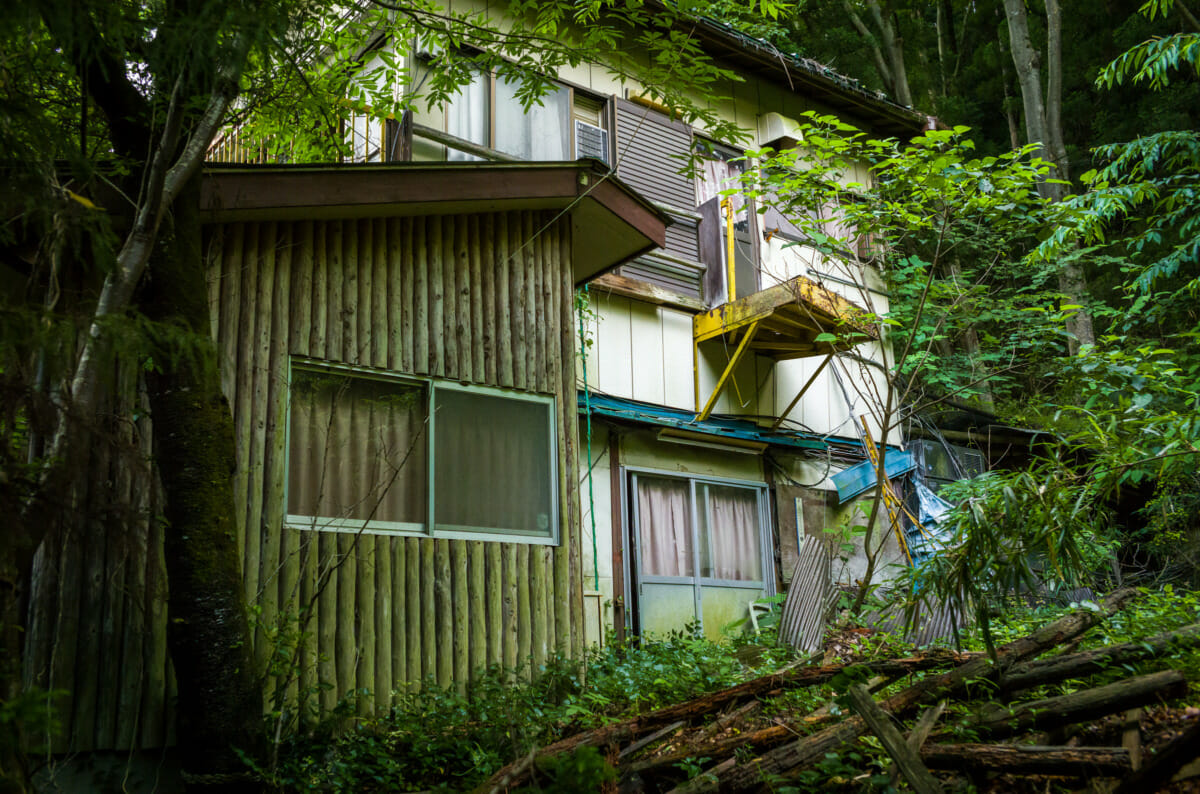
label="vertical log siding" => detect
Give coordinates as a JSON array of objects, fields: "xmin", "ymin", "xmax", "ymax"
[{"xmin": 23, "ymin": 209, "xmax": 582, "ymax": 752}]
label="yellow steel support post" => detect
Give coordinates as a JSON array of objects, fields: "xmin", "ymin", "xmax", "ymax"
[
  {"xmin": 696, "ymin": 320, "xmax": 760, "ymax": 422},
  {"xmin": 722, "ymin": 197, "xmax": 736, "ymax": 303}
]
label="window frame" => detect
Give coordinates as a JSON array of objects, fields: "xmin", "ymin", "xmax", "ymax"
[
  {"xmin": 626, "ymin": 466, "xmax": 773, "ymax": 591},
  {"xmin": 284, "ymin": 357, "xmax": 560, "ymax": 545}
]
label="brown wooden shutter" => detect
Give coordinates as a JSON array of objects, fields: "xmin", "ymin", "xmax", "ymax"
[{"xmin": 614, "ymin": 99, "xmax": 694, "ymax": 211}]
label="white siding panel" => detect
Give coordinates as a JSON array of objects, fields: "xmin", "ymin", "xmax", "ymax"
[
  {"xmin": 595, "ymin": 293, "xmax": 634, "ymax": 398},
  {"xmin": 629, "ymin": 301, "xmax": 665, "ymax": 404},
  {"xmin": 660, "ymin": 308, "xmax": 694, "ymax": 411}
]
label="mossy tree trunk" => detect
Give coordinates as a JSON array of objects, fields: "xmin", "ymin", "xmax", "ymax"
[{"xmin": 142, "ymin": 179, "xmax": 262, "ymax": 792}]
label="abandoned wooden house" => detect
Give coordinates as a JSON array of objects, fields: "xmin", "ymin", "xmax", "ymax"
[{"xmin": 22, "ymin": 3, "xmax": 941, "ymax": 779}]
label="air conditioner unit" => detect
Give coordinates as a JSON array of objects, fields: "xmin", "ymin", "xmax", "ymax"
[
  {"xmin": 574, "ymin": 120, "xmax": 610, "ymax": 164},
  {"xmin": 757, "ymin": 112, "xmax": 804, "ymax": 150}
]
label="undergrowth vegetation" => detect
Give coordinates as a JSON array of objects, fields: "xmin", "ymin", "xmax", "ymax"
[{"xmin": 262, "ymin": 588, "xmax": 1200, "ymax": 793}]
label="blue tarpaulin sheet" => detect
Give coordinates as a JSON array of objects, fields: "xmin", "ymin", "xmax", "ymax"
[
  {"xmin": 831, "ymin": 450, "xmax": 917, "ymax": 504},
  {"xmin": 906, "ymin": 479, "xmax": 955, "ymax": 565}
]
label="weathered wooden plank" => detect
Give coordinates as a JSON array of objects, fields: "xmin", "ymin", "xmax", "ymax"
[
  {"xmin": 310, "ymin": 221, "xmax": 328, "ymax": 359},
  {"xmin": 469, "ymin": 214, "xmax": 485, "ymax": 383},
  {"xmin": 218, "ymin": 223, "xmax": 244, "ymax": 400},
  {"xmin": 435, "ymin": 539, "xmax": 453, "ymax": 688},
  {"xmin": 496, "ymin": 212, "xmax": 513, "ymax": 388},
  {"xmin": 141, "ymin": 477, "xmax": 170, "ymax": 748},
  {"xmin": 343, "ymin": 218, "xmax": 359, "ymax": 362},
  {"xmin": 429, "ymin": 215, "xmax": 444, "ymax": 377},
  {"xmin": 486, "ymin": 543, "xmax": 503, "ymax": 668},
  {"xmin": 73, "ymin": 442, "xmax": 108, "ymax": 751},
  {"xmin": 297, "ymin": 529, "xmax": 318, "ymax": 722},
  {"xmin": 317, "ymin": 532, "xmax": 339, "ymax": 712},
  {"xmin": 244, "ymin": 221, "xmax": 277, "ymax": 619},
  {"xmin": 335, "ymin": 533, "xmax": 357, "ymax": 705},
  {"xmin": 372, "ymin": 217, "xmax": 388, "ymax": 368},
  {"xmin": 358, "ymin": 536, "xmax": 376, "ymax": 717},
  {"xmin": 421, "ymin": 538, "xmax": 436, "ymax": 685},
  {"xmin": 263, "ymin": 222, "xmax": 292, "ymax": 703},
  {"xmin": 232, "ymin": 223, "xmax": 259, "ymax": 566},
  {"xmin": 407, "ymin": 537, "xmax": 422, "ymax": 689},
  {"xmin": 512, "ymin": 212, "xmax": 528, "ymax": 390},
  {"xmin": 530, "ymin": 540, "xmax": 547, "ymax": 673},
  {"xmin": 290, "ymin": 221, "xmax": 314, "ymax": 356},
  {"xmin": 468, "ymin": 541, "xmax": 486, "ymax": 678},
  {"xmin": 397, "ymin": 216, "xmax": 413, "ymax": 373},
  {"xmin": 479, "ymin": 214, "xmax": 497, "ymax": 387},
  {"xmin": 327, "ymin": 220, "xmax": 345, "ymax": 360},
  {"xmin": 516, "ymin": 544, "xmax": 531, "ymax": 679},
  {"xmin": 444, "ymin": 214, "xmax": 460, "ymax": 380},
  {"xmin": 552, "ymin": 229, "xmax": 572, "ymax": 656},
  {"xmin": 560, "ymin": 229, "xmax": 583, "ymax": 661},
  {"xmin": 117, "ymin": 385, "xmax": 150, "ymax": 748},
  {"xmin": 502, "ymin": 544, "xmax": 518, "ymax": 674},
  {"xmin": 413, "ymin": 217, "xmax": 429, "ymax": 376},
  {"xmin": 452, "ymin": 539, "xmax": 469, "ymax": 693},
  {"xmin": 391, "ymin": 536, "xmax": 406, "ymax": 692}
]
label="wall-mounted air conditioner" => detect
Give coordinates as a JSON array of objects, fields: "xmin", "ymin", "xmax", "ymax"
[
  {"xmin": 575, "ymin": 120, "xmax": 610, "ymax": 164},
  {"xmin": 757, "ymin": 112, "xmax": 804, "ymax": 150}
]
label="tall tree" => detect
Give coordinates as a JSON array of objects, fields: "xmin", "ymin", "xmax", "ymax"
[{"xmin": 1002, "ymin": 0, "xmax": 1096, "ymax": 350}]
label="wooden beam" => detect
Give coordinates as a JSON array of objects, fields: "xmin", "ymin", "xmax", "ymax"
[
  {"xmin": 922, "ymin": 745, "xmax": 1131, "ymax": 777},
  {"xmin": 590, "ymin": 272, "xmax": 705, "ymax": 312}
]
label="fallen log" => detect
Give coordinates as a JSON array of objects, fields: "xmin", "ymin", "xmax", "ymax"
[
  {"xmin": 680, "ymin": 588, "xmax": 1137, "ymax": 793},
  {"xmin": 922, "ymin": 744, "xmax": 1131, "ymax": 777},
  {"xmin": 999, "ymin": 622, "xmax": 1200, "ymax": 693},
  {"xmin": 967, "ymin": 669, "xmax": 1188, "ymax": 739},
  {"xmin": 847, "ymin": 684, "xmax": 944, "ymax": 794},
  {"xmin": 476, "ymin": 651, "xmax": 972, "ymax": 793},
  {"xmin": 1114, "ymin": 718, "xmax": 1200, "ymax": 794}
]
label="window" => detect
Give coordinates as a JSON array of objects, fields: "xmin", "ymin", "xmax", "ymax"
[
  {"xmin": 629, "ymin": 470, "xmax": 772, "ymax": 636},
  {"xmin": 286, "ymin": 360, "xmax": 558, "ymax": 543},
  {"xmin": 696, "ymin": 139, "xmax": 759, "ymax": 304},
  {"xmin": 413, "ymin": 56, "xmax": 598, "ymax": 163}
]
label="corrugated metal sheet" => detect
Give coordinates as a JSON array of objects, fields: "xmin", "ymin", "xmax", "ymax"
[
  {"xmin": 778, "ymin": 535, "xmax": 833, "ymax": 654},
  {"xmin": 831, "ymin": 451, "xmax": 917, "ymax": 503},
  {"xmin": 579, "ymin": 392, "xmax": 828, "ymax": 452}
]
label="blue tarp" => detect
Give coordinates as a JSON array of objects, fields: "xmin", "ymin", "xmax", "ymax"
[
  {"xmin": 906, "ymin": 479, "xmax": 955, "ymax": 565},
  {"xmin": 831, "ymin": 450, "xmax": 917, "ymax": 503}
]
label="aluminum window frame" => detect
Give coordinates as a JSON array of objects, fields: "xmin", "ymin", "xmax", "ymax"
[
  {"xmin": 626, "ymin": 465, "xmax": 775, "ymax": 634},
  {"xmin": 284, "ymin": 357, "xmax": 560, "ymax": 545}
]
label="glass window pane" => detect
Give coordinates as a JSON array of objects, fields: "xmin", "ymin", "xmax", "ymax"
[
  {"xmin": 433, "ymin": 387, "xmax": 555, "ymax": 536},
  {"xmin": 495, "ymin": 76, "xmax": 570, "ymax": 161},
  {"xmin": 699, "ymin": 484, "xmax": 762, "ymax": 582},
  {"xmin": 446, "ymin": 70, "xmax": 489, "ymax": 161},
  {"xmin": 636, "ymin": 476, "xmax": 694, "ymax": 578},
  {"xmin": 288, "ymin": 368, "xmax": 428, "ymax": 526}
]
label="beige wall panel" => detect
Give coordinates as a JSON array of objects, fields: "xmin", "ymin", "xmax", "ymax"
[
  {"xmin": 659, "ymin": 307, "xmax": 695, "ymax": 411},
  {"xmin": 621, "ymin": 430, "xmax": 763, "ymax": 482},
  {"xmin": 595, "ymin": 292, "xmax": 634, "ymax": 398},
  {"xmin": 628, "ymin": 299, "xmax": 665, "ymax": 404}
]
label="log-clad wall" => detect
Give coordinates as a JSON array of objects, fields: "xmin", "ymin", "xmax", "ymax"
[
  {"xmin": 209, "ymin": 210, "xmax": 583, "ymax": 716},
  {"xmin": 23, "ymin": 208, "xmax": 584, "ymax": 752}
]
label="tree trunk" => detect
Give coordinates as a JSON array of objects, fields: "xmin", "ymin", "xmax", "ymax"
[
  {"xmin": 922, "ymin": 744, "xmax": 1131, "ymax": 777},
  {"xmin": 1002, "ymin": 0, "xmax": 1096, "ymax": 350},
  {"xmin": 143, "ymin": 178, "xmax": 262, "ymax": 792}
]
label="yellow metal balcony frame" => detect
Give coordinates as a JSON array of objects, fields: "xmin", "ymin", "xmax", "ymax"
[{"xmin": 692, "ymin": 274, "xmax": 877, "ymax": 421}]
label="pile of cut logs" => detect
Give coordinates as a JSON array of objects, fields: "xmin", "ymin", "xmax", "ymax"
[{"xmin": 477, "ymin": 589, "xmax": 1200, "ymax": 793}]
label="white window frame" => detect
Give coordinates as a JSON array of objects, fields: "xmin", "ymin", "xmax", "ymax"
[{"xmin": 284, "ymin": 357, "xmax": 560, "ymax": 545}]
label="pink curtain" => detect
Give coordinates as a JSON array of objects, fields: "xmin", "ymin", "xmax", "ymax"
[
  {"xmin": 700, "ymin": 485, "xmax": 762, "ymax": 582},
  {"xmin": 637, "ymin": 477, "xmax": 693, "ymax": 577}
]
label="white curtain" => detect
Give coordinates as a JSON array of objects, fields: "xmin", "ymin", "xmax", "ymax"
[
  {"xmin": 495, "ymin": 76, "xmax": 570, "ymax": 161},
  {"xmin": 636, "ymin": 477, "xmax": 693, "ymax": 577},
  {"xmin": 700, "ymin": 484, "xmax": 762, "ymax": 582},
  {"xmin": 447, "ymin": 71, "xmax": 489, "ymax": 161}
]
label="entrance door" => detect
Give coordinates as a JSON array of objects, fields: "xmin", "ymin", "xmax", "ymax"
[{"xmin": 628, "ymin": 471, "xmax": 772, "ymax": 639}]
